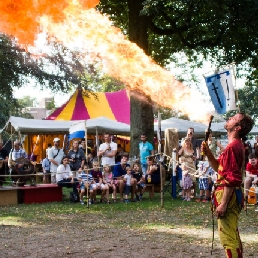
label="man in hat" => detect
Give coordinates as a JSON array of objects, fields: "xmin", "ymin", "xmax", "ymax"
[
  {"xmin": 48, "ymin": 138, "xmax": 64, "ymax": 184},
  {"xmin": 8, "ymin": 141, "xmax": 28, "ymax": 184}
]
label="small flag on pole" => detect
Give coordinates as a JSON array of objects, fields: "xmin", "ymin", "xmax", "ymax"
[
  {"xmin": 205, "ymin": 69, "xmax": 237, "ymax": 114},
  {"xmin": 69, "ymin": 121, "xmax": 85, "ymax": 140}
]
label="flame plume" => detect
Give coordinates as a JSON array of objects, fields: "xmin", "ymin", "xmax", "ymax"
[{"xmin": 0, "ymin": 0, "xmax": 212, "ymax": 121}]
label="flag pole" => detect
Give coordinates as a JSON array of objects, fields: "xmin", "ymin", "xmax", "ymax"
[
  {"xmin": 84, "ymin": 120, "xmax": 89, "ymax": 210},
  {"xmin": 158, "ymin": 111, "xmax": 164, "ymax": 208}
]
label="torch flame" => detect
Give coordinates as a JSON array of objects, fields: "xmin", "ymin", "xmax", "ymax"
[{"xmin": 0, "ymin": 0, "xmax": 212, "ymax": 121}]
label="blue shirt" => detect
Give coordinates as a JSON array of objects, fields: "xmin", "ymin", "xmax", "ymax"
[
  {"xmin": 42, "ymin": 158, "xmax": 50, "ymax": 171},
  {"xmin": 139, "ymin": 141, "xmax": 154, "ymax": 164},
  {"xmin": 113, "ymin": 162, "xmax": 130, "ymax": 178}
]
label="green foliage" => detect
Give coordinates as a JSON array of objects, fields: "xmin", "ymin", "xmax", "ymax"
[
  {"xmin": 45, "ymin": 98, "xmax": 56, "ymax": 110},
  {"xmin": 17, "ymin": 95, "xmax": 37, "ymax": 108}
]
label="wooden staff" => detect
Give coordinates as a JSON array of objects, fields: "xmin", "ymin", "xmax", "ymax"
[{"xmin": 201, "ymin": 115, "xmax": 214, "ymax": 160}]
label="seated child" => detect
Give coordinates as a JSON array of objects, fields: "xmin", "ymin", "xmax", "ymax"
[
  {"xmin": 132, "ymin": 163, "xmax": 146, "ymax": 201},
  {"xmin": 78, "ymin": 165, "xmax": 95, "ymax": 205},
  {"xmin": 196, "ymin": 156, "xmax": 210, "ymax": 203},
  {"xmin": 90, "ymin": 161, "xmax": 103, "ymax": 203},
  {"xmin": 181, "ymin": 163, "xmax": 192, "ymax": 202},
  {"xmin": 124, "ymin": 166, "xmax": 132, "ymax": 203},
  {"xmin": 102, "ymin": 164, "xmax": 116, "ymax": 203}
]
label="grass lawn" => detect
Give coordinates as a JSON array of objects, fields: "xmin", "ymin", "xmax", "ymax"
[{"xmin": 0, "ymin": 187, "xmax": 257, "ymax": 257}]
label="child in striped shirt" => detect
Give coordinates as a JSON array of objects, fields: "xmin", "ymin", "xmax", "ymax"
[{"xmin": 78, "ymin": 165, "xmax": 95, "ymax": 205}]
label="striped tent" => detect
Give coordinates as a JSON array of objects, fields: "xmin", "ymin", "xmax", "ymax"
[{"xmin": 46, "ymin": 89, "xmax": 130, "ymax": 124}]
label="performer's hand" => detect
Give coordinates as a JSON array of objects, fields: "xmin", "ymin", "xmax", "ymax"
[
  {"xmin": 200, "ymin": 141, "xmax": 211, "ymax": 156},
  {"xmin": 214, "ymin": 203, "xmax": 227, "ymax": 218}
]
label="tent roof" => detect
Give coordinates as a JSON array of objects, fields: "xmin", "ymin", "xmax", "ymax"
[
  {"xmin": 46, "ymin": 89, "xmax": 130, "ymax": 124},
  {"xmin": 2, "ymin": 116, "xmax": 130, "ymax": 136},
  {"xmin": 154, "ymin": 117, "xmax": 207, "ymax": 138}
]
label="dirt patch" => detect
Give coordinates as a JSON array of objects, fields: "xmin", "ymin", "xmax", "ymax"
[{"xmin": 0, "ymin": 204, "xmax": 257, "ymax": 258}]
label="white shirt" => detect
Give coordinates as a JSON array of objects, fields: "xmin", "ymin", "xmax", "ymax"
[
  {"xmin": 48, "ymin": 147, "xmax": 64, "ymax": 173},
  {"xmin": 197, "ymin": 160, "xmax": 210, "ymax": 178},
  {"xmin": 124, "ymin": 174, "xmax": 131, "ymax": 186},
  {"xmin": 99, "ymin": 142, "xmax": 117, "ymax": 166},
  {"xmin": 56, "ymin": 164, "xmax": 73, "ymax": 182}
]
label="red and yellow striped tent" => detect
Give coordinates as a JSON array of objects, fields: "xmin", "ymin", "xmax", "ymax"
[{"xmin": 46, "ymin": 89, "xmax": 130, "ymax": 124}]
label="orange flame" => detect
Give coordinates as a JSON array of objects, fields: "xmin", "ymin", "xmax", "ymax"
[{"xmin": 0, "ymin": 0, "xmax": 212, "ymax": 121}]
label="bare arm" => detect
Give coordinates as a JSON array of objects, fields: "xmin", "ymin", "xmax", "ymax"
[
  {"xmin": 246, "ymin": 170, "xmax": 257, "ymax": 178},
  {"xmin": 49, "ymin": 158, "xmax": 58, "ymax": 166},
  {"xmin": 178, "ymin": 147, "xmax": 184, "ymax": 156},
  {"xmin": 105, "ymin": 150, "xmax": 117, "ymax": 157}
]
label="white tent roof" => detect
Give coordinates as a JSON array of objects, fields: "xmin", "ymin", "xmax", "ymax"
[
  {"xmin": 2, "ymin": 116, "xmax": 130, "ymax": 135},
  {"xmin": 154, "ymin": 117, "xmax": 207, "ymax": 137},
  {"xmin": 70, "ymin": 117, "xmax": 130, "ymax": 136}
]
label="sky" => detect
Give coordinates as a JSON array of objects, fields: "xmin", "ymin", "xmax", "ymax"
[
  {"xmin": 14, "ymin": 85, "xmax": 70, "ymax": 107},
  {"xmin": 13, "ymin": 60, "xmax": 246, "ymax": 110}
]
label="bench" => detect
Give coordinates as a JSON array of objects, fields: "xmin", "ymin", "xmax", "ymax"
[
  {"xmin": 0, "ymin": 184, "xmax": 62, "ymax": 206},
  {"xmin": 93, "ymin": 184, "xmax": 161, "ymax": 199}
]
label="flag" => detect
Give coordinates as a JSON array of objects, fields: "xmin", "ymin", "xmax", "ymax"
[
  {"xmin": 69, "ymin": 121, "xmax": 85, "ymax": 140},
  {"xmin": 205, "ymin": 69, "xmax": 237, "ymax": 114}
]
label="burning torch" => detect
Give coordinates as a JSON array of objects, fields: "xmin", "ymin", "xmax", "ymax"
[{"xmin": 201, "ymin": 115, "xmax": 214, "ymax": 160}]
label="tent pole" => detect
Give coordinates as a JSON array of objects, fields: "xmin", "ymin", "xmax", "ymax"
[
  {"xmin": 157, "ymin": 111, "xmax": 164, "ymax": 208},
  {"xmin": 84, "ymin": 120, "xmax": 89, "ymax": 210},
  {"xmin": 96, "ymin": 128, "xmax": 99, "ymax": 165},
  {"xmin": 11, "ymin": 123, "xmax": 13, "ymax": 149},
  {"xmin": 172, "ymin": 149, "xmax": 177, "ymax": 199}
]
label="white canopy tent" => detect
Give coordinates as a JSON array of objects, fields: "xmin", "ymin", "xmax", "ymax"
[
  {"xmin": 154, "ymin": 117, "xmax": 208, "ymax": 138},
  {"xmin": 1, "ymin": 116, "xmax": 131, "ymax": 136}
]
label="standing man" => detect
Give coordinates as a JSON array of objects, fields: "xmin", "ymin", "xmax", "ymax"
[
  {"xmin": 80, "ymin": 138, "xmax": 91, "ymax": 156},
  {"xmin": 0, "ymin": 142, "xmax": 8, "ymax": 187},
  {"xmin": 202, "ymin": 113, "xmax": 254, "ymax": 257},
  {"xmin": 139, "ymin": 133, "xmax": 154, "ymax": 175},
  {"xmin": 48, "ymin": 138, "xmax": 64, "ymax": 184},
  {"xmin": 97, "ymin": 132, "xmax": 117, "ymax": 169},
  {"xmin": 8, "ymin": 141, "xmax": 28, "ymax": 184}
]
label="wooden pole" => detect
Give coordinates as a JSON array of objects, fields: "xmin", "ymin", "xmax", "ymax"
[
  {"xmin": 160, "ymin": 161, "xmax": 164, "ymax": 208},
  {"xmin": 157, "ymin": 111, "xmax": 164, "ymax": 208},
  {"xmin": 84, "ymin": 120, "xmax": 89, "ymax": 209},
  {"xmin": 96, "ymin": 128, "xmax": 100, "ymax": 165}
]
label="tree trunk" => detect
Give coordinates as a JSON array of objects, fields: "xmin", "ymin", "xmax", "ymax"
[{"xmin": 128, "ymin": 0, "xmax": 154, "ymax": 157}]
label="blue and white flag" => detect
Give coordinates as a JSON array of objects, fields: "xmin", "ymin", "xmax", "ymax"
[
  {"xmin": 205, "ymin": 69, "xmax": 237, "ymax": 114},
  {"xmin": 69, "ymin": 121, "xmax": 86, "ymax": 140}
]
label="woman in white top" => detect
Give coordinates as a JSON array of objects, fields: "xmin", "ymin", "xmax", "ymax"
[{"xmin": 56, "ymin": 156, "xmax": 78, "ymax": 196}]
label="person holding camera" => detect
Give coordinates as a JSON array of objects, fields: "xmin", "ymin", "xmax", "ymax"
[{"xmin": 67, "ymin": 140, "xmax": 86, "ymax": 172}]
